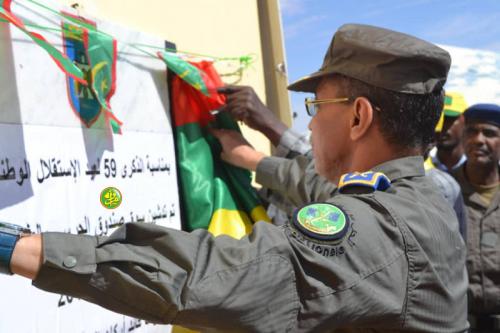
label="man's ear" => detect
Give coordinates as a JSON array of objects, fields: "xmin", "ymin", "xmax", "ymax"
[{"xmin": 350, "ymin": 97, "xmax": 374, "ymax": 141}]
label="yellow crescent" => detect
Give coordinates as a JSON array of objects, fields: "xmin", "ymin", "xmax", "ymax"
[{"xmin": 91, "ymin": 61, "xmax": 108, "ymax": 80}]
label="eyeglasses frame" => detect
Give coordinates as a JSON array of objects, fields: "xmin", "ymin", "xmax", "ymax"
[{"xmin": 304, "ymin": 97, "xmax": 381, "ymax": 116}]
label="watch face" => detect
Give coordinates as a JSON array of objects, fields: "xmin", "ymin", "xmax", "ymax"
[{"xmin": 0, "ymin": 222, "xmax": 31, "ymax": 235}]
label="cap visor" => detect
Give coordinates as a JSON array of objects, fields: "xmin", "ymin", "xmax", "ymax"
[{"xmin": 287, "ymin": 70, "xmax": 328, "ymax": 92}]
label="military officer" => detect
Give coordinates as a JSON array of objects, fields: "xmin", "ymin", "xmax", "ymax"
[
  {"xmin": 2, "ymin": 24, "xmax": 468, "ymax": 332},
  {"xmin": 452, "ymin": 104, "xmax": 500, "ymax": 332}
]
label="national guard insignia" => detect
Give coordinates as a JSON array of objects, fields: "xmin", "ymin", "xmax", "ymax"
[
  {"xmin": 63, "ymin": 18, "xmax": 101, "ymax": 127},
  {"xmin": 293, "ymin": 203, "xmax": 349, "ymax": 241},
  {"xmin": 62, "ymin": 14, "xmax": 119, "ymax": 130},
  {"xmin": 338, "ymin": 171, "xmax": 391, "ymax": 193}
]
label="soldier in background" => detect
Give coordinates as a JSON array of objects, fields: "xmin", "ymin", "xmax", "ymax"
[
  {"xmin": 421, "ymin": 93, "xmax": 469, "ymax": 239},
  {"xmin": 426, "ymin": 92, "xmax": 467, "ymax": 172},
  {"xmin": 452, "ymin": 103, "xmax": 500, "ymax": 332}
]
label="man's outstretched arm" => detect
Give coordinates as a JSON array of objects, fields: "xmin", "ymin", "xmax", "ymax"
[{"xmin": 6, "ymin": 223, "xmax": 299, "ymax": 331}]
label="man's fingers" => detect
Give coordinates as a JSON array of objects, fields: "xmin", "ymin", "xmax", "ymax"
[
  {"xmin": 216, "ymin": 104, "xmax": 228, "ymax": 114},
  {"xmin": 225, "ymin": 90, "xmax": 246, "ymax": 102},
  {"xmin": 209, "ymin": 128, "xmax": 240, "ymax": 141},
  {"xmin": 217, "ymin": 85, "xmax": 243, "ymax": 95},
  {"xmin": 208, "ymin": 127, "xmax": 224, "ymax": 139},
  {"xmin": 229, "ymin": 107, "xmax": 248, "ymax": 121},
  {"xmin": 218, "ymin": 102, "xmax": 248, "ymax": 120}
]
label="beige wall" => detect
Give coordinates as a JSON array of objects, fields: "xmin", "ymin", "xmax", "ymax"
[{"xmin": 57, "ymin": 0, "xmax": 289, "ymax": 155}]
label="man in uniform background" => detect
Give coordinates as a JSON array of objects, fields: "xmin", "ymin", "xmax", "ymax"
[
  {"xmin": 3, "ymin": 24, "xmax": 468, "ymax": 332},
  {"xmin": 452, "ymin": 104, "xmax": 500, "ymax": 332}
]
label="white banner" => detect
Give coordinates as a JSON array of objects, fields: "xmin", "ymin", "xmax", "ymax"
[{"xmin": 0, "ymin": 2, "xmax": 179, "ymax": 332}]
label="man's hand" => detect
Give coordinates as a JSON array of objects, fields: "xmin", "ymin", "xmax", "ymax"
[
  {"xmin": 210, "ymin": 128, "xmax": 266, "ymax": 171},
  {"xmin": 217, "ymin": 85, "xmax": 288, "ymax": 146}
]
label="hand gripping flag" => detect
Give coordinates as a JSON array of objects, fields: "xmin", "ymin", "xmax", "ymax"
[
  {"xmin": 0, "ymin": 0, "xmax": 85, "ymax": 83},
  {"xmin": 61, "ymin": 13, "xmax": 122, "ymax": 133},
  {"xmin": 171, "ymin": 60, "xmax": 270, "ymax": 239}
]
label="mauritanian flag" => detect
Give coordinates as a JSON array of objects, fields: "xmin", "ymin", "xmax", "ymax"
[
  {"xmin": 0, "ymin": 0, "xmax": 85, "ymax": 83},
  {"xmin": 170, "ymin": 60, "xmax": 270, "ymax": 239}
]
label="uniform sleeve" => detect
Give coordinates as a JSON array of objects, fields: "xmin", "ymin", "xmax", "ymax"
[
  {"xmin": 258, "ymin": 129, "xmax": 314, "ymax": 224},
  {"xmin": 274, "ymin": 128, "xmax": 312, "ymax": 158},
  {"xmin": 256, "ymin": 155, "xmax": 336, "ymax": 207},
  {"xmin": 33, "ymin": 222, "xmax": 300, "ymax": 332}
]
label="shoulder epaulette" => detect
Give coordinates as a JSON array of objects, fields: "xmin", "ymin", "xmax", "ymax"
[{"xmin": 338, "ymin": 171, "xmax": 391, "ymax": 193}]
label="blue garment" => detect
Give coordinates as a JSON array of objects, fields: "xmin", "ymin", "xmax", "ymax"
[{"xmin": 426, "ymin": 168, "xmax": 467, "ymax": 240}]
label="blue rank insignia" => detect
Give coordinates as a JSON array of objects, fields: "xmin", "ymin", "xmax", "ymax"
[
  {"xmin": 293, "ymin": 203, "xmax": 349, "ymax": 241},
  {"xmin": 338, "ymin": 171, "xmax": 391, "ymax": 193}
]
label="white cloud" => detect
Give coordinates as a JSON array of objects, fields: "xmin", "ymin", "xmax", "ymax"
[
  {"xmin": 279, "ymin": 0, "xmax": 305, "ymax": 16},
  {"xmin": 441, "ymin": 44, "xmax": 500, "ymax": 105},
  {"xmin": 283, "ymin": 14, "xmax": 328, "ymax": 38}
]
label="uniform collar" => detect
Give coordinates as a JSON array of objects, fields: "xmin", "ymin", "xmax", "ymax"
[
  {"xmin": 454, "ymin": 164, "xmax": 474, "ymax": 197},
  {"xmin": 372, "ymin": 156, "xmax": 425, "ymax": 182},
  {"xmin": 454, "ymin": 163, "xmax": 500, "ymax": 210}
]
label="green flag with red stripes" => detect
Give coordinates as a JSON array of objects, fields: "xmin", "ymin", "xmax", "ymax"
[
  {"xmin": 0, "ymin": 0, "xmax": 85, "ymax": 83},
  {"xmin": 171, "ymin": 60, "xmax": 270, "ymax": 238}
]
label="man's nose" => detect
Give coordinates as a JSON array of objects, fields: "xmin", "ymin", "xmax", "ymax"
[{"xmin": 471, "ymin": 131, "xmax": 486, "ymax": 145}]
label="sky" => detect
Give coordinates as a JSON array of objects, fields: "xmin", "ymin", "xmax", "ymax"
[{"xmin": 279, "ymin": 0, "xmax": 500, "ymax": 132}]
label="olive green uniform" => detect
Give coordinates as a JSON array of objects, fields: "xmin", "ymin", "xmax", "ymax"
[
  {"xmin": 453, "ymin": 165, "xmax": 500, "ymax": 328},
  {"xmin": 33, "ymin": 156, "xmax": 468, "ymax": 332}
]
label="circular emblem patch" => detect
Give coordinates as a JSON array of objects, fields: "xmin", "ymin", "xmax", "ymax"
[
  {"xmin": 100, "ymin": 187, "xmax": 122, "ymax": 209},
  {"xmin": 293, "ymin": 203, "xmax": 349, "ymax": 241}
]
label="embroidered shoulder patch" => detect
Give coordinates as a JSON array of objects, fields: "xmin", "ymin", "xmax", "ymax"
[
  {"xmin": 338, "ymin": 171, "xmax": 391, "ymax": 193},
  {"xmin": 292, "ymin": 203, "xmax": 349, "ymax": 241}
]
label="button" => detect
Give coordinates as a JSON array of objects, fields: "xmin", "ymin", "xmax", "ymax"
[{"xmin": 63, "ymin": 256, "xmax": 77, "ymax": 268}]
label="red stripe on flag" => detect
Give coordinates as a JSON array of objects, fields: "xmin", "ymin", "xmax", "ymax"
[{"xmin": 172, "ymin": 61, "xmax": 227, "ymax": 127}]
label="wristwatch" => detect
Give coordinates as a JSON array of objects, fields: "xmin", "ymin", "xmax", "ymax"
[{"xmin": 0, "ymin": 222, "xmax": 32, "ymax": 275}]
